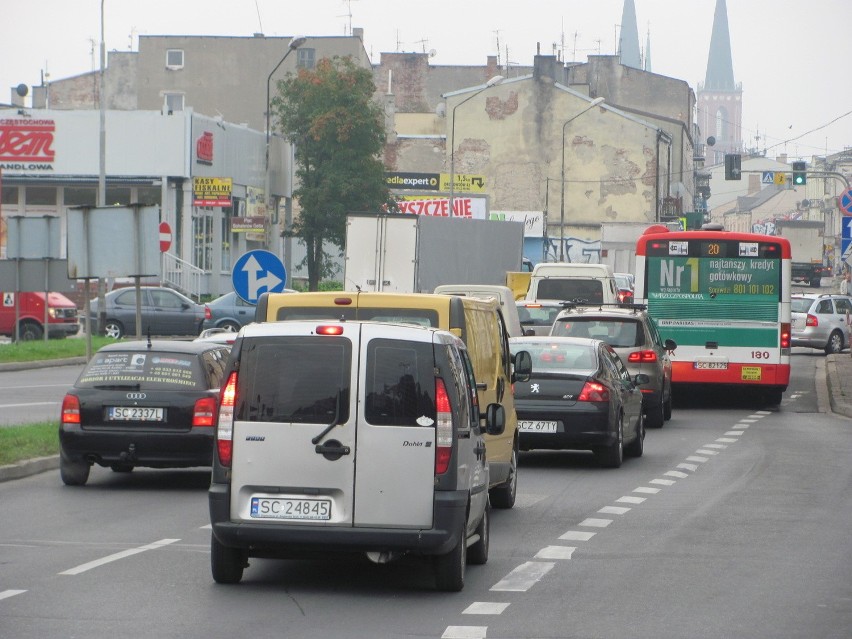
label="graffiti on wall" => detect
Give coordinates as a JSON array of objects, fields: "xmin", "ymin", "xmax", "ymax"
[{"xmin": 523, "ymin": 236, "xmax": 602, "ymax": 266}]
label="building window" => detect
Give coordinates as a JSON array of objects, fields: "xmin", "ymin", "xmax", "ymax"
[
  {"xmin": 64, "ymin": 187, "xmax": 96, "ymax": 207},
  {"xmin": 136, "ymin": 186, "xmax": 162, "ymax": 206},
  {"xmin": 166, "ymin": 49, "xmax": 184, "ymax": 70},
  {"xmin": 1, "ymin": 186, "xmax": 18, "ymax": 204},
  {"xmin": 297, "ymin": 48, "xmax": 315, "ymax": 69},
  {"xmin": 25, "ymin": 186, "xmax": 57, "ymax": 206},
  {"xmin": 105, "ymin": 187, "xmax": 131, "ymax": 206},
  {"xmin": 163, "ymin": 92, "xmax": 184, "ymax": 114}
]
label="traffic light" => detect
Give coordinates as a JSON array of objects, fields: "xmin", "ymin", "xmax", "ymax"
[
  {"xmin": 792, "ymin": 161, "xmax": 807, "ymax": 185},
  {"xmin": 724, "ymin": 153, "xmax": 741, "ymax": 180}
]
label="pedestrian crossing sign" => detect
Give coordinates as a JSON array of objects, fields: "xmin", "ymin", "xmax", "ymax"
[{"xmin": 3, "ymin": 293, "xmax": 14, "ymax": 307}]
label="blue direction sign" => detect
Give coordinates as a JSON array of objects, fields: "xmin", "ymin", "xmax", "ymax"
[
  {"xmin": 839, "ymin": 188, "xmax": 852, "ymax": 216},
  {"xmin": 843, "ymin": 238, "xmax": 852, "ymax": 262},
  {"xmin": 232, "ymin": 249, "xmax": 288, "ymax": 304},
  {"xmin": 843, "ymin": 217, "xmax": 852, "ymax": 239}
]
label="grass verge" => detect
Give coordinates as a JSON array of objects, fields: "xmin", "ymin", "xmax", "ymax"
[
  {"xmin": 0, "ymin": 337, "xmax": 115, "ymax": 364},
  {"xmin": 0, "ymin": 422, "xmax": 58, "ymax": 466}
]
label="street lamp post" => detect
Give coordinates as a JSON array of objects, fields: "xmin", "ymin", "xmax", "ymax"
[
  {"xmin": 558, "ymin": 96, "xmax": 605, "ymax": 260},
  {"xmin": 265, "ymin": 35, "xmax": 306, "ymax": 260},
  {"xmin": 448, "ymin": 75, "xmax": 503, "ymax": 216}
]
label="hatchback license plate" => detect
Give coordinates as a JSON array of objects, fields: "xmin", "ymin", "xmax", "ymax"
[
  {"xmin": 694, "ymin": 361, "xmax": 727, "ymax": 370},
  {"xmin": 250, "ymin": 496, "xmax": 332, "ymax": 520},
  {"xmin": 108, "ymin": 406, "xmax": 164, "ymax": 421},
  {"xmin": 519, "ymin": 420, "xmax": 558, "ymax": 433}
]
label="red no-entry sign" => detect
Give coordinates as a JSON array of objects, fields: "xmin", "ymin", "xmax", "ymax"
[{"xmin": 159, "ymin": 221, "xmax": 172, "ymax": 252}]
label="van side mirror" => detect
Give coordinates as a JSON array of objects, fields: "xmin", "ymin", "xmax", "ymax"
[
  {"xmin": 484, "ymin": 403, "xmax": 505, "ymax": 436},
  {"xmin": 512, "ymin": 350, "xmax": 532, "ymax": 382}
]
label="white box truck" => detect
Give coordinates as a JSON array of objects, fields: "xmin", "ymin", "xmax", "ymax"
[{"xmin": 775, "ymin": 219, "xmax": 828, "ymax": 287}]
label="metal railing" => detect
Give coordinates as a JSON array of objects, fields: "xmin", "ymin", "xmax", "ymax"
[{"xmin": 161, "ymin": 252, "xmax": 204, "ymax": 301}]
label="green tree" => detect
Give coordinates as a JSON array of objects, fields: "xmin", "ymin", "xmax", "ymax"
[{"xmin": 273, "ymin": 56, "xmax": 391, "ymax": 290}]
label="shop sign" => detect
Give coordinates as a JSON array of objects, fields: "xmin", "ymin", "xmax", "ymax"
[
  {"xmin": 193, "ymin": 177, "xmax": 232, "ymax": 207},
  {"xmin": 231, "ymin": 216, "xmax": 266, "ymax": 233},
  {"xmin": 0, "ymin": 118, "xmax": 55, "ymax": 170},
  {"xmin": 395, "ymin": 195, "xmax": 487, "ymax": 219},
  {"xmin": 196, "ymin": 131, "xmax": 213, "ymax": 165}
]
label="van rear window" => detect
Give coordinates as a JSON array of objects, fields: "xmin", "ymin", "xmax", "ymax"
[
  {"xmin": 276, "ymin": 306, "xmax": 439, "ymax": 327},
  {"xmin": 365, "ymin": 339, "xmax": 435, "ymax": 427},
  {"xmin": 235, "ymin": 336, "xmax": 351, "ymax": 423},
  {"xmin": 537, "ymin": 280, "xmax": 603, "ymax": 303}
]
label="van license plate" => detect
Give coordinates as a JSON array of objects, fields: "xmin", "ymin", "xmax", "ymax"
[
  {"xmin": 519, "ymin": 420, "xmax": 558, "ymax": 433},
  {"xmin": 108, "ymin": 407, "xmax": 164, "ymax": 421},
  {"xmin": 250, "ymin": 496, "xmax": 331, "ymax": 521}
]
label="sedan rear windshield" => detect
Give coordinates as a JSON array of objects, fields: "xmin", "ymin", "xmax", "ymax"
[
  {"xmin": 510, "ymin": 341, "xmax": 597, "ymax": 372},
  {"xmin": 76, "ymin": 351, "xmax": 205, "ymax": 390},
  {"xmin": 552, "ymin": 318, "xmax": 643, "ymax": 348}
]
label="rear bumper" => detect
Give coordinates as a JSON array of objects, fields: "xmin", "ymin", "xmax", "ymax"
[
  {"xmin": 209, "ymin": 484, "xmax": 468, "ymax": 557},
  {"xmin": 515, "ymin": 403, "xmax": 614, "ymax": 451}
]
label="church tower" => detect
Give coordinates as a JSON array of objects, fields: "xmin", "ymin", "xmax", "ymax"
[
  {"xmin": 618, "ymin": 0, "xmax": 642, "ymax": 69},
  {"xmin": 697, "ymin": 0, "xmax": 742, "ymax": 164}
]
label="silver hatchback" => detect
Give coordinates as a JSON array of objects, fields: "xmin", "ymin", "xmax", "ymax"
[{"xmin": 790, "ymin": 294, "xmax": 852, "ymax": 354}]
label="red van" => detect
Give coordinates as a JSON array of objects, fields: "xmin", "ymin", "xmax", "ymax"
[{"xmin": 0, "ymin": 292, "xmax": 79, "ymax": 341}]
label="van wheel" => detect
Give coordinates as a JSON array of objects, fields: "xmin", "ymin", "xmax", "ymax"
[
  {"xmin": 489, "ymin": 445, "xmax": 517, "ymax": 509},
  {"xmin": 468, "ymin": 502, "xmax": 490, "ymax": 566},
  {"xmin": 595, "ymin": 415, "xmax": 623, "ymax": 468},
  {"xmin": 60, "ymin": 450, "xmax": 90, "ymax": 486},
  {"xmin": 16, "ymin": 321, "xmax": 43, "ymax": 342},
  {"xmin": 211, "ymin": 534, "xmax": 246, "ymax": 584},
  {"xmin": 434, "ymin": 522, "xmax": 466, "ymax": 592}
]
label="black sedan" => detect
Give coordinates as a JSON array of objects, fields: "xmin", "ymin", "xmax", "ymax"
[
  {"xmin": 509, "ymin": 336, "xmax": 647, "ymax": 468},
  {"xmin": 59, "ymin": 339, "xmax": 231, "ymax": 486}
]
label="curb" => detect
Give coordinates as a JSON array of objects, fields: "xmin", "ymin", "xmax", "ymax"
[
  {"xmin": 0, "ymin": 356, "xmax": 86, "ymax": 372},
  {"xmin": 0, "ymin": 455, "xmax": 60, "ymax": 483}
]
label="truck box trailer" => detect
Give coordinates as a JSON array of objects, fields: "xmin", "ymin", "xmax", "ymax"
[{"xmin": 775, "ymin": 219, "xmax": 828, "ymax": 287}]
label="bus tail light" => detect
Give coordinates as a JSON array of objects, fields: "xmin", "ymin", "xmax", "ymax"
[
  {"xmin": 216, "ymin": 371, "xmax": 238, "ymax": 467},
  {"xmin": 627, "ymin": 350, "xmax": 658, "ymax": 363},
  {"xmin": 806, "ymin": 314, "xmax": 818, "ymax": 327},
  {"xmin": 435, "ymin": 378, "xmax": 453, "ymax": 475},
  {"xmin": 578, "ymin": 381, "xmax": 610, "ymax": 402},
  {"xmin": 780, "ymin": 322, "xmax": 791, "ymax": 349}
]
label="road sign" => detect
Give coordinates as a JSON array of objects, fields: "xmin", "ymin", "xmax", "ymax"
[
  {"xmin": 761, "ymin": 171, "xmax": 774, "ymax": 184},
  {"xmin": 159, "ymin": 221, "xmax": 172, "ymax": 252},
  {"xmin": 843, "ymin": 238, "xmax": 852, "ymax": 261},
  {"xmin": 774, "ymin": 172, "xmax": 787, "ymax": 186},
  {"xmin": 842, "ymin": 217, "xmax": 852, "ymax": 240},
  {"xmin": 232, "ymin": 249, "xmax": 287, "ymax": 304},
  {"xmin": 839, "ymin": 188, "xmax": 852, "ymax": 216}
]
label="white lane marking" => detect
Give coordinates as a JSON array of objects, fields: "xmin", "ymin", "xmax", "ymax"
[
  {"xmin": 616, "ymin": 495, "xmax": 646, "ymax": 504},
  {"xmin": 717, "ymin": 437, "xmax": 739, "ymax": 443},
  {"xmin": 686, "ymin": 455, "xmax": 709, "ymax": 463},
  {"xmin": 633, "ymin": 486, "xmax": 661, "ymax": 494},
  {"xmin": 755, "ymin": 411, "xmax": 771, "ymax": 415},
  {"xmin": 579, "ymin": 518, "xmax": 612, "ymax": 528},
  {"xmin": 665, "ymin": 470, "xmax": 689, "ymax": 479},
  {"xmin": 703, "ymin": 443, "xmax": 727, "ymax": 449},
  {"xmin": 463, "ymin": 602, "xmax": 510, "ymax": 615},
  {"xmin": 535, "ymin": 545, "xmax": 576, "ymax": 560},
  {"xmin": 59, "ymin": 538, "xmax": 179, "ymax": 575},
  {"xmin": 732, "ymin": 424, "xmax": 750, "ymax": 429},
  {"xmin": 442, "ymin": 626, "xmax": 487, "ymax": 639},
  {"xmin": 739, "ymin": 419, "xmax": 758, "ymax": 423},
  {"xmin": 598, "ymin": 505, "xmax": 631, "ymax": 515},
  {"xmin": 0, "ymin": 402, "xmax": 57, "ymax": 409},
  {"xmin": 696, "ymin": 449, "xmax": 719, "ymax": 456},
  {"xmin": 559, "ymin": 530, "xmax": 596, "ymax": 541},
  {"xmin": 649, "ymin": 478, "xmax": 675, "ymax": 486},
  {"xmin": 724, "ymin": 431, "xmax": 745, "ymax": 436},
  {"xmin": 677, "ymin": 463, "xmax": 698, "ymax": 472},
  {"xmin": 491, "ymin": 561, "xmax": 555, "ymax": 592},
  {"xmin": 0, "ymin": 590, "xmax": 27, "ymax": 601},
  {"xmin": 199, "ymin": 524, "xmax": 212, "ymax": 530}
]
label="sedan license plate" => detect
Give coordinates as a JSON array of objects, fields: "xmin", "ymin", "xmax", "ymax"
[
  {"xmin": 108, "ymin": 406, "xmax": 164, "ymax": 421},
  {"xmin": 250, "ymin": 496, "xmax": 332, "ymax": 521},
  {"xmin": 519, "ymin": 420, "xmax": 558, "ymax": 433},
  {"xmin": 694, "ymin": 361, "xmax": 727, "ymax": 370}
]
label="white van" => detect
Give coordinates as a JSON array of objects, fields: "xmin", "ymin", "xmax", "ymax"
[
  {"xmin": 526, "ymin": 263, "xmax": 619, "ymax": 305},
  {"xmin": 209, "ymin": 320, "xmax": 520, "ymax": 592},
  {"xmin": 433, "ymin": 284, "xmax": 523, "ymax": 337}
]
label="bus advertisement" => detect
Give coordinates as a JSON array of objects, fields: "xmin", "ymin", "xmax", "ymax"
[{"xmin": 634, "ymin": 225, "xmax": 792, "ymax": 404}]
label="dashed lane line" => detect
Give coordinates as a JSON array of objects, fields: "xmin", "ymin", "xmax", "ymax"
[
  {"xmin": 59, "ymin": 538, "xmax": 180, "ymax": 575},
  {"xmin": 0, "ymin": 590, "xmax": 26, "ymax": 601},
  {"xmin": 490, "ymin": 561, "xmax": 555, "ymax": 592},
  {"xmin": 462, "ymin": 602, "xmax": 511, "ymax": 615}
]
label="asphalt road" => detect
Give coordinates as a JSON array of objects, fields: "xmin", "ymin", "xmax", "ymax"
[
  {"xmin": 1, "ymin": 353, "xmax": 850, "ymax": 638},
  {"xmin": 0, "ymin": 364, "xmax": 82, "ymax": 426}
]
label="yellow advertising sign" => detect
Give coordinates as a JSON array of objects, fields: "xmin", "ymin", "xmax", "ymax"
[
  {"xmin": 193, "ymin": 177, "xmax": 233, "ymax": 207},
  {"xmin": 439, "ymin": 173, "xmax": 486, "ymax": 193}
]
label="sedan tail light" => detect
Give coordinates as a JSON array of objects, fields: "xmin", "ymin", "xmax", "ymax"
[
  {"xmin": 61, "ymin": 394, "xmax": 81, "ymax": 425},
  {"xmin": 578, "ymin": 381, "xmax": 610, "ymax": 402},
  {"xmin": 216, "ymin": 371, "xmax": 238, "ymax": 467},
  {"xmin": 204, "ymin": 305, "xmax": 212, "ymax": 320},
  {"xmin": 627, "ymin": 350, "xmax": 658, "ymax": 363},
  {"xmin": 435, "ymin": 378, "xmax": 452, "ymax": 475},
  {"xmin": 806, "ymin": 314, "xmax": 818, "ymax": 327},
  {"xmin": 192, "ymin": 396, "xmax": 218, "ymax": 427}
]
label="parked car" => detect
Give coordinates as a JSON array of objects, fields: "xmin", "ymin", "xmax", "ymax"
[
  {"xmin": 516, "ymin": 300, "xmax": 564, "ymax": 336},
  {"xmin": 209, "ymin": 320, "xmax": 511, "ymax": 590},
  {"xmin": 58, "ymin": 339, "xmax": 232, "ymax": 486},
  {"xmin": 550, "ymin": 304, "xmax": 675, "ymax": 427},
  {"xmin": 509, "ymin": 335, "xmax": 647, "ymax": 468},
  {"xmin": 791, "ymin": 293, "xmax": 852, "ymax": 354},
  {"xmin": 87, "ymin": 286, "xmax": 205, "ymax": 339},
  {"xmin": 201, "ymin": 289, "xmax": 296, "ymax": 333}
]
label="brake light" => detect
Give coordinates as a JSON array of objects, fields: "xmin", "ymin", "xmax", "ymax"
[
  {"xmin": 780, "ymin": 322, "xmax": 791, "ymax": 349},
  {"xmin": 618, "ymin": 290, "xmax": 633, "ymax": 303},
  {"xmin": 204, "ymin": 305, "xmax": 212, "ymax": 320},
  {"xmin": 216, "ymin": 371, "xmax": 238, "ymax": 467},
  {"xmin": 316, "ymin": 325, "xmax": 344, "ymax": 335},
  {"xmin": 435, "ymin": 378, "xmax": 453, "ymax": 475},
  {"xmin": 61, "ymin": 394, "xmax": 81, "ymax": 425},
  {"xmin": 627, "ymin": 350, "xmax": 658, "ymax": 363},
  {"xmin": 806, "ymin": 314, "xmax": 818, "ymax": 327},
  {"xmin": 192, "ymin": 396, "xmax": 217, "ymax": 427},
  {"xmin": 578, "ymin": 381, "xmax": 610, "ymax": 402}
]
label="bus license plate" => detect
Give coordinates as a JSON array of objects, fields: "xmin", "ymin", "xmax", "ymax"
[
  {"xmin": 108, "ymin": 406, "xmax": 164, "ymax": 421},
  {"xmin": 519, "ymin": 420, "xmax": 558, "ymax": 433},
  {"xmin": 250, "ymin": 496, "xmax": 331, "ymax": 521},
  {"xmin": 694, "ymin": 361, "xmax": 727, "ymax": 370}
]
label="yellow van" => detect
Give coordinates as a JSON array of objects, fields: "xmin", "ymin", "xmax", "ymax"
[{"xmin": 255, "ymin": 291, "xmax": 527, "ymax": 509}]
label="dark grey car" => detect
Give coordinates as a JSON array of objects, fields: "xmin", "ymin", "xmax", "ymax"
[{"xmin": 88, "ymin": 287, "xmax": 205, "ymax": 339}]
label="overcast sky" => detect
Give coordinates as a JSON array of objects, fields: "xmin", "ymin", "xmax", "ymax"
[{"xmin": 3, "ymin": 0, "xmax": 850, "ymax": 162}]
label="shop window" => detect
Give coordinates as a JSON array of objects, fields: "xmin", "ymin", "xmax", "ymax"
[
  {"xmin": 105, "ymin": 187, "xmax": 131, "ymax": 206},
  {"xmin": 25, "ymin": 186, "xmax": 57, "ymax": 206},
  {"xmin": 1, "ymin": 186, "xmax": 18, "ymax": 204},
  {"xmin": 166, "ymin": 49, "xmax": 184, "ymax": 70},
  {"xmin": 64, "ymin": 187, "xmax": 96, "ymax": 207}
]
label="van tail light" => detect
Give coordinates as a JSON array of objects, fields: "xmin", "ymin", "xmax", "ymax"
[
  {"xmin": 435, "ymin": 378, "xmax": 453, "ymax": 475},
  {"xmin": 192, "ymin": 396, "xmax": 217, "ymax": 427},
  {"xmin": 578, "ymin": 381, "xmax": 610, "ymax": 402},
  {"xmin": 806, "ymin": 314, "xmax": 818, "ymax": 327},
  {"xmin": 61, "ymin": 394, "xmax": 81, "ymax": 425},
  {"xmin": 627, "ymin": 350, "xmax": 658, "ymax": 363},
  {"xmin": 780, "ymin": 322, "xmax": 791, "ymax": 349},
  {"xmin": 216, "ymin": 371, "xmax": 238, "ymax": 467},
  {"xmin": 204, "ymin": 305, "xmax": 212, "ymax": 320}
]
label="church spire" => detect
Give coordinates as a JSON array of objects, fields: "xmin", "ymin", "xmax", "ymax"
[
  {"xmin": 704, "ymin": 0, "xmax": 736, "ymax": 90},
  {"xmin": 618, "ymin": 0, "xmax": 641, "ymax": 70}
]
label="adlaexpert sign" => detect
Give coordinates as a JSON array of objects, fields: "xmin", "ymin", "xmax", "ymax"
[
  {"xmin": 193, "ymin": 177, "xmax": 233, "ymax": 207},
  {"xmin": 385, "ymin": 172, "xmax": 440, "ymax": 191},
  {"xmin": 0, "ymin": 118, "xmax": 55, "ymax": 170}
]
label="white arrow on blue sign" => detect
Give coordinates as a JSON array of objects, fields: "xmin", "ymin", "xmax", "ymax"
[
  {"xmin": 232, "ymin": 249, "xmax": 288, "ymax": 304},
  {"xmin": 843, "ymin": 217, "xmax": 852, "ymax": 240},
  {"xmin": 843, "ymin": 238, "xmax": 852, "ymax": 262}
]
